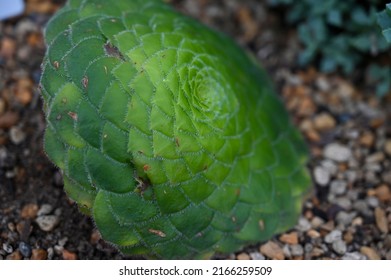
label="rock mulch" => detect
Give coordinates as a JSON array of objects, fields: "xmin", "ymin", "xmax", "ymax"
[{"xmin": 1, "ymin": 0, "xmax": 390, "ymax": 260}]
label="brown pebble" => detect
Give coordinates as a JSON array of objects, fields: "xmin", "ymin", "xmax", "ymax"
[
  {"xmin": 62, "ymin": 249, "xmax": 77, "ymax": 260},
  {"xmin": 385, "ymin": 140, "xmax": 391, "ymax": 157},
  {"xmin": 236, "ymin": 252, "xmax": 250, "ymax": 260},
  {"xmin": 15, "ymin": 78, "xmax": 33, "ymax": 105},
  {"xmin": 31, "ymin": 249, "xmax": 48, "ymax": 260},
  {"xmin": 313, "ymin": 112, "xmax": 336, "ymax": 131},
  {"xmin": 6, "ymin": 250, "xmax": 22, "ymax": 260},
  {"xmin": 0, "ymin": 111, "xmax": 19, "ymax": 129},
  {"xmin": 359, "ymin": 131, "xmax": 375, "ymax": 147},
  {"xmin": 90, "ymin": 229, "xmax": 101, "ymax": 244},
  {"xmin": 16, "ymin": 220, "xmax": 32, "ymax": 239},
  {"xmin": 0, "ymin": 37, "xmax": 16, "ymax": 58},
  {"xmin": 310, "ymin": 247, "xmax": 324, "ymax": 258},
  {"xmin": 373, "ymin": 184, "xmax": 391, "ymax": 202},
  {"xmin": 360, "ymin": 246, "xmax": 381, "ymax": 260},
  {"xmin": 279, "ymin": 232, "xmax": 299, "ymax": 245},
  {"xmin": 21, "ymin": 203, "xmax": 39, "ymax": 219},
  {"xmin": 343, "ymin": 231, "xmax": 354, "ymax": 244},
  {"xmin": 307, "ymin": 229, "xmax": 321, "ymax": 239},
  {"xmin": 260, "ymin": 241, "xmax": 285, "ymax": 260},
  {"xmin": 375, "ymin": 207, "xmax": 388, "ymax": 234},
  {"xmin": 305, "ymin": 129, "xmax": 321, "ymax": 142}
]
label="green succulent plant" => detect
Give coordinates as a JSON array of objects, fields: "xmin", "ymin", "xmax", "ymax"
[{"xmin": 40, "ymin": 0, "xmax": 311, "ymax": 259}]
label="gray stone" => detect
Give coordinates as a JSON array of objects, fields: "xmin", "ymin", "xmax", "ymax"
[
  {"xmin": 332, "ymin": 240, "xmax": 347, "ymax": 255},
  {"xmin": 250, "ymin": 252, "xmax": 265, "ymax": 260},
  {"xmin": 35, "ymin": 215, "xmax": 59, "ymax": 232},
  {"xmin": 366, "ymin": 196, "xmax": 379, "ymax": 208},
  {"xmin": 330, "ymin": 180, "xmax": 347, "ymax": 195},
  {"xmin": 324, "ymin": 143, "xmax": 352, "ymax": 162},
  {"xmin": 2, "ymin": 243, "xmax": 13, "ymax": 254},
  {"xmin": 334, "ymin": 197, "xmax": 352, "ymax": 210},
  {"xmin": 341, "ymin": 252, "xmax": 367, "ymax": 260},
  {"xmin": 296, "ymin": 217, "xmax": 311, "ymax": 232},
  {"xmin": 321, "ymin": 159, "xmax": 338, "ymax": 176},
  {"xmin": 314, "ymin": 166, "xmax": 330, "ymax": 186},
  {"xmin": 336, "ymin": 211, "xmax": 356, "ymax": 226},
  {"xmin": 9, "ymin": 126, "xmax": 26, "ymax": 145},
  {"xmin": 37, "ymin": 204, "xmax": 53, "ymax": 216},
  {"xmin": 290, "ymin": 244, "xmax": 304, "ymax": 257},
  {"xmin": 325, "ymin": 230, "xmax": 342, "ymax": 243}
]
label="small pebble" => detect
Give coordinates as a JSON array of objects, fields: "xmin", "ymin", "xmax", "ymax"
[
  {"xmin": 332, "ymin": 240, "xmax": 347, "ymax": 255},
  {"xmin": 290, "ymin": 244, "xmax": 304, "ymax": 257},
  {"xmin": 31, "ymin": 249, "xmax": 48, "ymax": 260},
  {"xmin": 384, "ymin": 140, "xmax": 391, "ymax": 156},
  {"xmin": 2, "ymin": 243, "xmax": 13, "ymax": 254},
  {"xmin": 360, "ymin": 246, "xmax": 381, "ymax": 260},
  {"xmin": 335, "ymin": 211, "xmax": 356, "ymax": 226},
  {"xmin": 330, "ymin": 180, "xmax": 347, "ymax": 195},
  {"xmin": 366, "ymin": 196, "xmax": 379, "ymax": 208},
  {"xmin": 307, "ymin": 229, "xmax": 321, "ymax": 239},
  {"xmin": 375, "ymin": 207, "xmax": 388, "ymax": 234},
  {"xmin": 373, "ymin": 184, "xmax": 391, "ymax": 202},
  {"xmin": 360, "ymin": 131, "xmax": 375, "ymax": 147},
  {"xmin": 296, "ymin": 217, "xmax": 311, "ymax": 232},
  {"xmin": 18, "ymin": 242, "xmax": 32, "ymax": 258},
  {"xmin": 37, "ymin": 204, "xmax": 53, "ymax": 216},
  {"xmin": 311, "ymin": 216, "xmax": 325, "ymax": 228},
  {"xmin": 20, "ymin": 203, "xmax": 39, "ymax": 219},
  {"xmin": 47, "ymin": 247, "xmax": 54, "ymax": 260},
  {"xmin": 236, "ymin": 252, "xmax": 250, "ymax": 260},
  {"xmin": 342, "ymin": 252, "xmax": 367, "ymax": 260},
  {"xmin": 279, "ymin": 231, "xmax": 298, "ymax": 245},
  {"xmin": 366, "ymin": 152, "xmax": 385, "ymax": 164},
  {"xmin": 313, "ymin": 166, "xmax": 330, "ymax": 186},
  {"xmin": 321, "ymin": 160, "xmax": 338, "ymax": 176},
  {"xmin": 260, "ymin": 241, "xmax": 285, "ymax": 260},
  {"xmin": 325, "ymin": 230, "xmax": 342, "ymax": 243},
  {"xmin": 35, "ymin": 215, "xmax": 59, "ymax": 232},
  {"xmin": 324, "ymin": 143, "xmax": 352, "ymax": 162},
  {"xmin": 9, "ymin": 126, "xmax": 26, "ymax": 145},
  {"xmin": 0, "ymin": 111, "xmax": 20, "ymax": 129},
  {"xmin": 313, "ymin": 112, "xmax": 336, "ymax": 131},
  {"xmin": 250, "ymin": 252, "xmax": 265, "ymax": 260},
  {"xmin": 6, "ymin": 250, "xmax": 22, "ymax": 260},
  {"xmin": 62, "ymin": 249, "xmax": 77, "ymax": 260}
]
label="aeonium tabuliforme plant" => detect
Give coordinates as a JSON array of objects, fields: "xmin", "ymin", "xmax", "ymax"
[{"xmin": 40, "ymin": 0, "xmax": 311, "ymax": 259}]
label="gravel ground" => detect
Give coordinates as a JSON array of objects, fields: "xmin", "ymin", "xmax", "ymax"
[{"xmin": 1, "ymin": 0, "xmax": 390, "ymax": 260}]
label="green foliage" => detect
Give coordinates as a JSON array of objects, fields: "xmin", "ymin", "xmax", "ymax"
[
  {"xmin": 269, "ymin": 0, "xmax": 391, "ymax": 96},
  {"xmin": 40, "ymin": 0, "xmax": 311, "ymax": 259},
  {"xmin": 378, "ymin": 3, "xmax": 391, "ymax": 42}
]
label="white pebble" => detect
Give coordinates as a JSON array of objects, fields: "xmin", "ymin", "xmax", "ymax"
[
  {"xmin": 314, "ymin": 166, "xmax": 330, "ymax": 186},
  {"xmin": 35, "ymin": 215, "xmax": 59, "ymax": 232},
  {"xmin": 324, "ymin": 143, "xmax": 352, "ymax": 162}
]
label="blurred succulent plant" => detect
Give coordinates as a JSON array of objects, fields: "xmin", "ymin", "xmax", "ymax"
[
  {"xmin": 40, "ymin": 0, "xmax": 311, "ymax": 259},
  {"xmin": 268, "ymin": 0, "xmax": 391, "ymax": 97},
  {"xmin": 378, "ymin": 3, "xmax": 391, "ymax": 43}
]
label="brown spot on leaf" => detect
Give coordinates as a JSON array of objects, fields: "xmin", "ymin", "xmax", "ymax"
[
  {"xmin": 67, "ymin": 111, "xmax": 78, "ymax": 121},
  {"xmin": 82, "ymin": 76, "xmax": 88, "ymax": 89},
  {"xmin": 53, "ymin": 61, "xmax": 59, "ymax": 69},
  {"xmin": 259, "ymin": 220, "xmax": 265, "ymax": 231},
  {"xmin": 104, "ymin": 42, "xmax": 124, "ymax": 60},
  {"xmin": 148, "ymin": 229, "xmax": 166, "ymax": 238},
  {"xmin": 143, "ymin": 164, "xmax": 150, "ymax": 172}
]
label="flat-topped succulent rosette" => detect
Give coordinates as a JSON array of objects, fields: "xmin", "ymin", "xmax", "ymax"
[{"xmin": 40, "ymin": 0, "xmax": 311, "ymax": 259}]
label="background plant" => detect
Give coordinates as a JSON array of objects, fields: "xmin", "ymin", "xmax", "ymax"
[{"xmin": 268, "ymin": 0, "xmax": 391, "ymax": 96}]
